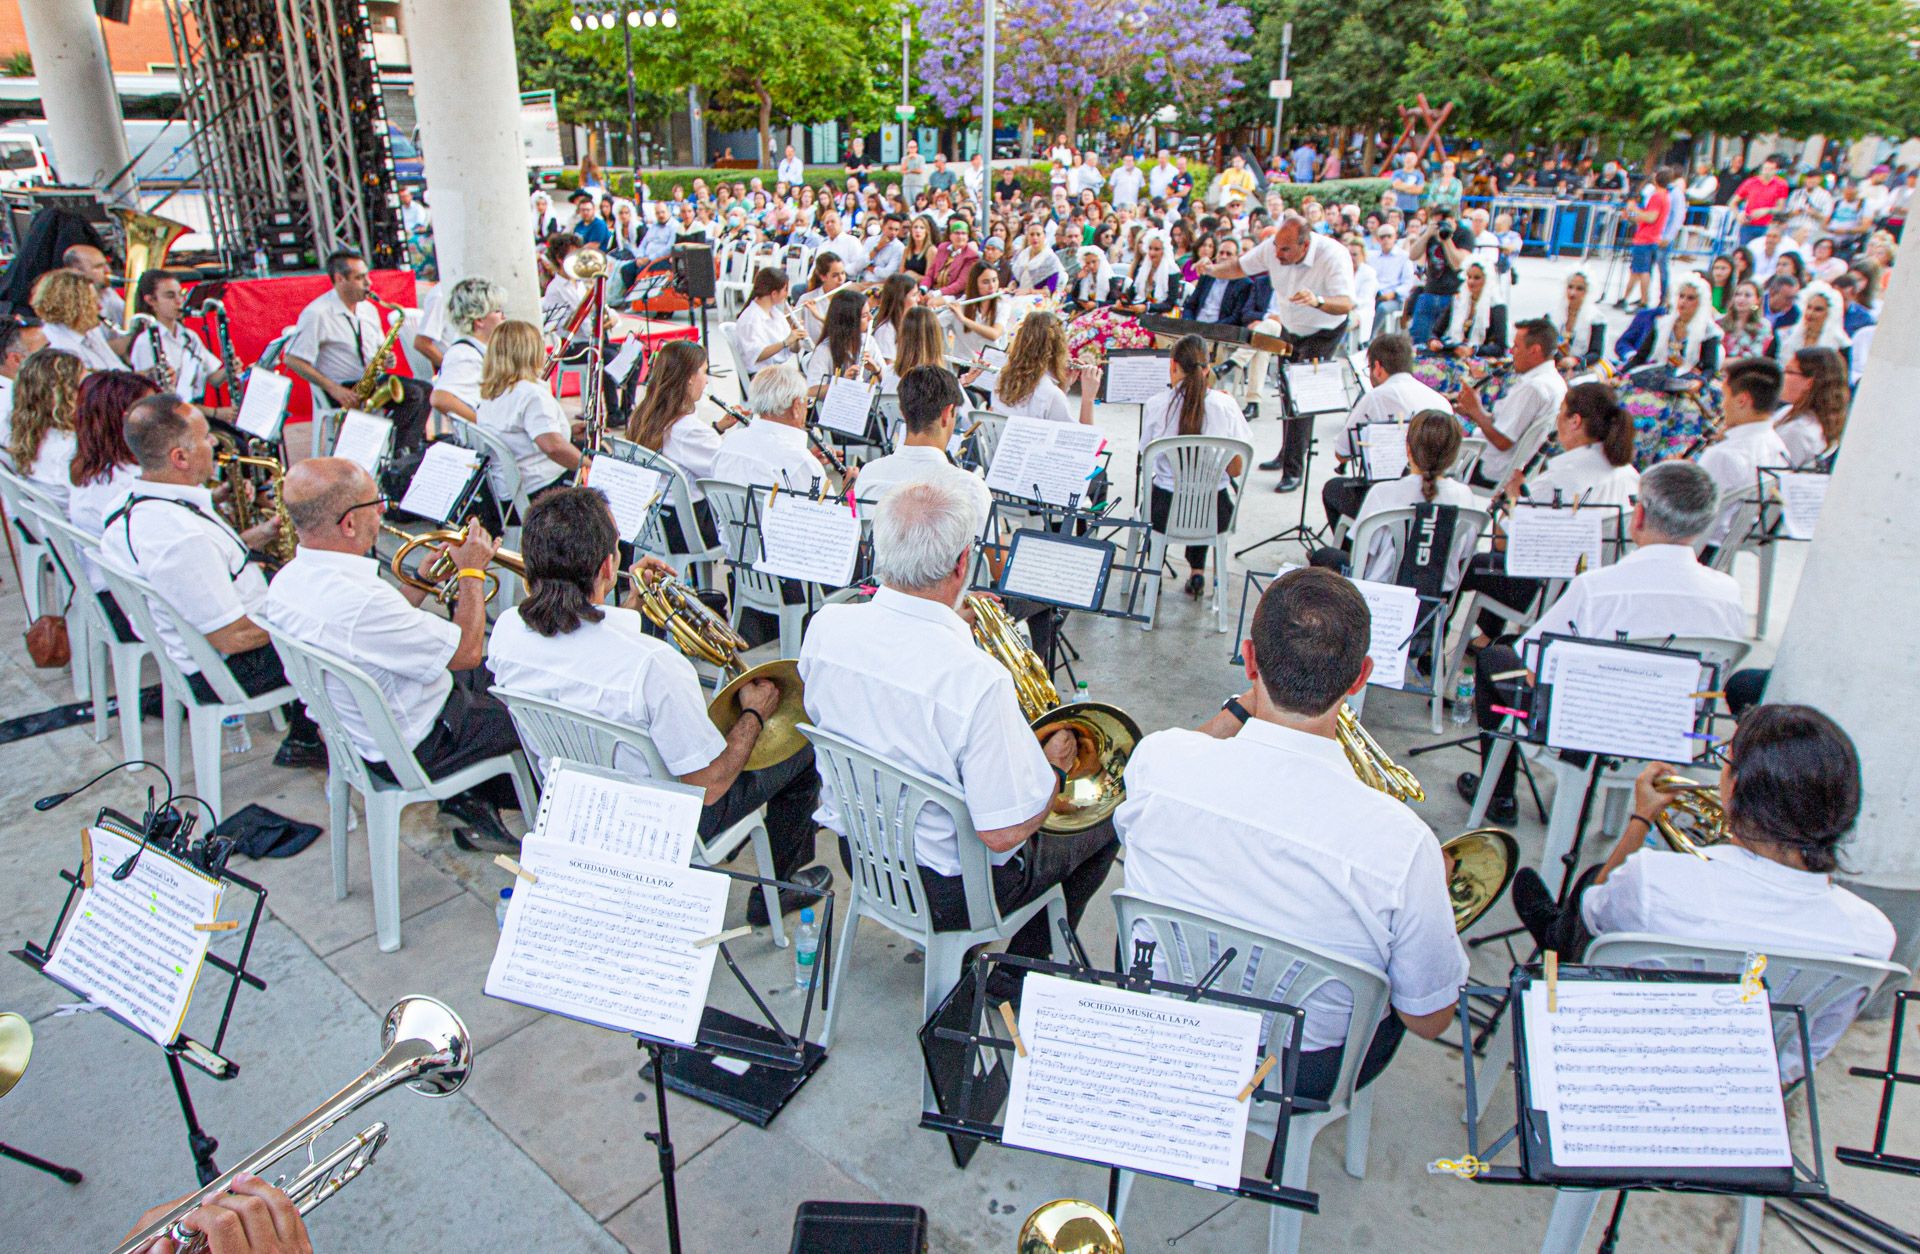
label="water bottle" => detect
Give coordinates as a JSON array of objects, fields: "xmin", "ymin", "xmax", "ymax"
[
  {"xmin": 221, "ymin": 713, "xmax": 251, "ymax": 754},
  {"xmin": 1073, "ymin": 679, "xmax": 1092, "ymax": 706},
  {"xmin": 496, "ymin": 887, "xmax": 513, "ymax": 929},
  {"xmin": 793, "ymin": 908, "xmax": 820, "ymax": 992},
  {"xmin": 252, "ymin": 244, "xmax": 270, "ymax": 278},
  {"xmin": 1451, "ymin": 666, "xmax": 1474, "ymax": 726}
]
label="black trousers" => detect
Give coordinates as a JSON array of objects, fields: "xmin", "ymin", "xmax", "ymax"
[
  {"xmin": 698, "ymin": 746, "xmax": 821, "ymax": 880},
  {"xmin": 913, "ymin": 817, "xmax": 1120, "ymax": 966},
  {"xmin": 660, "ymin": 498, "xmax": 721, "ymax": 555},
  {"xmin": 368, "ymin": 666, "xmax": 525, "ymax": 810},
  {"xmin": 185, "ymin": 642, "xmax": 320, "ymax": 743},
  {"xmin": 1512, "ymin": 865, "xmax": 1603, "ymax": 957},
  {"xmin": 1296, "ymin": 1013, "xmax": 1407, "ymax": 1104},
  {"xmin": 1275, "ymin": 322, "xmax": 1348, "ymax": 479},
  {"xmin": 1320, "ymin": 475, "xmax": 1369, "ymax": 530},
  {"xmin": 1459, "ymin": 552, "xmax": 1543, "ymax": 640},
  {"xmin": 1149, "ymin": 485, "xmax": 1233, "ymax": 570}
]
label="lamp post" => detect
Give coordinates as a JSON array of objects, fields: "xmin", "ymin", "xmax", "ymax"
[
  {"xmin": 1268, "ymin": 21, "xmax": 1292, "ymax": 167},
  {"xmin": 980, "ymin": 0, "xmax": 995, "ymax": 239},
  {"xmin": 569, "ymin": 0, "xmax": 678, "ymax": 169}
]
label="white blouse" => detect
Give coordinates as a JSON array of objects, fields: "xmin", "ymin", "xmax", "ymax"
[
  {"xmin": 1138, "ymin": 387, "xmax": 1251, "ymax": 491},
  {"xmin": 990, "ymin": 375, "xmax": 1074, "ymax": 424},
  {"xmin": 660, "ymin": 411, "xmax": 725, "ymax": 501},
  {"xmin": 734, "ymin": 299, "xmax": 798, "ymax": 374},
  {"xmin": 1352, "ymin": 473, "xmax": 1479, "ymax": 587}
]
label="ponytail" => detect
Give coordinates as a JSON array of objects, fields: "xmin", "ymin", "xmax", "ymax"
[
  {"xmin": 1171, "ymin": 334, "xmax": 1210, "ymax": 436},
  {"xmin": 1407, "ymin": 409, "xmax": 1460, "ymax": 500},
  {"xmin": 1565, "ymin": 381, "xmax": 1632, "ymax": 468}
]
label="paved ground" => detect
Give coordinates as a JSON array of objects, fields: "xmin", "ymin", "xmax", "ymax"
[{"xmin": 3, "ymin": 255, "xmax": 1914, "ymax": 1252}]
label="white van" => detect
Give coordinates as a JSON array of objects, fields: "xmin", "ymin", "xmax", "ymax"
[{"xmin": 0, "ymin": 131, "xmax": 52, "ymax": 191}]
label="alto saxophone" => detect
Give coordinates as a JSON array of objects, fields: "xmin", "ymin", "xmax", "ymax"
[{"xmin": 354, "ymin": 296, "xmax": 407, "ymax": 410}]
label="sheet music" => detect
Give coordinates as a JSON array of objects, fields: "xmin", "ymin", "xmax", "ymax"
[
  {"xmin": 1505, "ymin": 505, "xmax": 1605, "ymax": 579},
  {"xmin": 1284, "ymin": 360, "xmax": 1349, "ymax": 414},
  {"xmin": 234, "ymin": 369, "xmax": 293, "ymax": 441},
  {"xmin": 1777, "ymin": 472, "xmax": 1827, "ymax": 541},
  {"xmin": 331, "ymin": 410, "xmax": 393, "ymax": 475},
  {"xmin": 606, "ymin": 336, "xmax": 646, "ymax": 386},
  {"xmin": 818, "ymin": 375, "xmax": 876, "ymax": 436},
  {"xmin": 532, "ymin": 764, "xmax": 704, "ymax": 867},
  {"xmin": 1347, "ymin": 350, "xmax": 1371, "ymax": 391},
  {"xmin": 754, "ymin": 490, "xmax": 861, "ymax": 585},
  {"xmin": 1103, "ymin": 353, "xmax": 1169, "ymax": 405},
  {"xmin": 586, "ymin": 455, "xmax": 664, "ymax": 543},
  {"xmin": 398, "ymin": 441, "xmax": 482, "ymax": 523},
  {"xmin": 485, "ymin": 837, "xmax": 728, "ymax": 1046},
  {"xmin": 1360, "ymin": 422, "xmax": 1408, "ymax": 481},
  {"xmin": 1352, "ymin": 576, "xmax": 1418, "ymax": 690},
  {"xmin": 1522, "ymin": 979, "xmax": 1790, "ymax": 1168},
  {"xmin": 43, "ymin": 827, "xmax": 223, "ymax": 1046},
  {"xmin": 985, "ymin": 416, "xmax": 1105, "ymax": 506},
  {"xmin": 1543, "ymin": 641, "xmax": 1702, "ymax": 762},
  {"xmin": 1002, "ymin": 974, "xmax": 1262, "ymax": 1190},
  {"xmin": 999, "ymin": 530, "xmax": 1110, "ymax": 610}
]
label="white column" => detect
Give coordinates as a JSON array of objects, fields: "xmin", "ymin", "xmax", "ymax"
[
  {"xmin": 398, "ymin": 0, "xmax": 540, "ymax": 322},
  {"xmin": 17, "ymin": 0, "xmax": 132, "ymax": 198},
  {"xmin": 1767, "ymin": 254, "xmax": 1920, "ymax": 980}
]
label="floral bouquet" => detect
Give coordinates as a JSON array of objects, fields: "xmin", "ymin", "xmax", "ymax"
[{"xmin": 1067, "ymin": 307, "xmax": 1154, "ymax": 365}]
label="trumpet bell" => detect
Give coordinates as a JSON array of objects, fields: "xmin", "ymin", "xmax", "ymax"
[
  {"xmin": 0, "ymin": 1011, "xmax": 31, "ymax": 1100},
  {"xmin": 1018, "ymin": 1199, "xmax": 1125, "ymax": 1253},
  {"xmin": 708, "ymin": 658, "xmax": 809, "ymax": 772},
  {"xmin": 1442, "ymin": 828, "xmax": 1519, "ymax": 933},
  {"xmin": 383, "ymin": 995, "xmax": 472, "ymax": 1097},
  {"xmin": 1032, "ymin": 701, "xmax": 1140, "ymax": 835}
]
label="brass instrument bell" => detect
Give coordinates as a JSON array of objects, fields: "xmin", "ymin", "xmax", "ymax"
[
  {"xmin": 379, "ymin": 523, "xmax": 519, "ymax": 604},
  {"xmin": 1442, "ymin": 828, "xmax": 1520, "ymax": 932},
  {"xmin": 1651, "ymin": 774, "xmax": 1730, "ymax": 858},
  {"xmin": 1018, "ymin": 1199, "xmax": 1124, "ymax": 1254},
  {"xmin": 562, "ymin": 246, "xmax": 612, "ymax": 281},
  {"xmin": 0, "ymin": 1012, "xmax": 31, "ymax": 1100}
]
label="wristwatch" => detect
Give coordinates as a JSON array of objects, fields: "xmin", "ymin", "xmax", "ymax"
[{"xmin": 1221, "ymin": 694, "xmax": 1251, "ymax": 725}]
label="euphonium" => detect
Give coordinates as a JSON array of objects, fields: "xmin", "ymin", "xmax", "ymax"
[
  {"xmin": 111, "ymin": 997, "xmax": 471, "ymax": 1254},
  {"xmin": 965, "ymin": 594, "xmax": 1140, "ymax": 835},
  {"xmin": 110, "ymin": 206, "xmax": 189, "ymax": 331},
  {"xmin": 353, "ymin": 295, "xmax": 407, "ymax": 410},
  {"xmin": 1651, "ymin": 774, "xmax": 1730, "ymax": 858},
  {"xmin": 1018, "ymin": 1199, "xmax": 1124, "ymax": 1253},
  {"xmin": 1336, "ymin": 704, "xmax": 1425, "ymax": 802},
  {"xmin": 379, "ymin": 522, "xmax": 520, "ymax": 604}
]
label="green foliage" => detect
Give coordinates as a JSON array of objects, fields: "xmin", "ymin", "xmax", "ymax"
[
  {"xmin": 2, "ymin": 51, "xmax": 32, "ymax": 79},
  {"xmin": 1228, "ymin": 0, "xmax": 1445, "ymax": 135}
]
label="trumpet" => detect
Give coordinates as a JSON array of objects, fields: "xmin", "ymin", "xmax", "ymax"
[
  {"xmin": 379, "ymin": 523, "xmax": 521, "ymax": 604},
  {"xmin": 112, "ymin": 996, "xmax": 471, "ymax": 1254},
  {"xmin": 1651, "ymin": 774, "xmax": 1730, "ymax": 858}
]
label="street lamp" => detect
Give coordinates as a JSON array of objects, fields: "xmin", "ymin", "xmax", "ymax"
[{"xmin": 567, "ymin": 1, "xmax": 679, "ymax": 170}]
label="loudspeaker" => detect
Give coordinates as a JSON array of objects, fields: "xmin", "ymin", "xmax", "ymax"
[
  {"xmin": 673, "ymin": 243, "xmax": 715, "ymax": 301},
  {"xmin": 95, "ymin": 0, "xmax": 134, "ymax": 22}
]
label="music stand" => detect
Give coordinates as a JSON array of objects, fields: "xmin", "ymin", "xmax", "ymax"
[
  {"xmin": 13, "ymin": 797, "xmax": 270, "ymax": 1186},
  {"xmin": 1237, "ymin": 357, "xmax": 1349, "ymax": 560},
  {"xmin": 1837, "ymin": 990, "xmax": 1920, "ymax": 1179}
]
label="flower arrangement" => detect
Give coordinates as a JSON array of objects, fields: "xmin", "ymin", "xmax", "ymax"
[{"xmin": 1067, "ymin": 308, "xmax": 1154, "ymax": 364}]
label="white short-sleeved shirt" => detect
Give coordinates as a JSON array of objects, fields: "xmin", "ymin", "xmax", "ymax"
[
  {"xmin": 799, "ymin": 587, "xmax": 1055, "ymax": 877},
  {"xmin": 944, "ymin": 306, "xmax": 1004, "ymax": 360},
  {"xmin": 852, "ymin": 444, "xmax": 991, "ymax": 533},
  {"xmin": 1352, "ymin": 473, "xmax": 1479, "ymax": 586},
  {"xmin": 990, "ymin": 376, "xmax": 1074, "ymax": 424},
  {"xmin": 712, "ymin": 419, "xmax": 821, "ymax": 492},
  {"xmin": 1774, "ymin": 412, "xmax": 1825, "ymax": 469},
  {"xmin": 486, "ymin": 605, "xmax": 726, "ymax": 778},
  {"xmin": 1581, "ymin": 843, "xmax": 1895, "ymax": 1070},
  {"xmin": 476, "ymin": 379, "xmax": 572, "ymax": 498},
  {"xmin": 660, "ymin": 413, "xmax": 725, "ymax": 502},
  {"xmin": 1520, "ymin": 543, "xmax": 1746, "ymax": 650},
  {"xmin": 1237, "ymin": 231, "xmax": 1355, "ymax": 334},
  {"xmin": 1138, "ymin": 387, "xmax": 1251, "ymax": 491},
  {"xmin": 1521, "ymin": 442, "xmax": 1640, "ymax": 512},
  {"xmin": 0, "ymin": 374, "xmax": 15, "ymax": 454},
  {"xmin": 287, "ymin": 290, "xmax": 385, "ymax": 384},
  {"xmin": 128, "ymin": 322, "xmax": 222, "ymax": 402},
  {"xmin": 803, "ymin": 336, "xmax": 877, "ymax": 389},
  {"xmin": 431, "ymin": 336, "xmax": 485, "ymax": 409},
  {"xmin": 734, "ymin": 300, "xmax": 797, "ymax": 374},
  {"xmin": 869, "ymin": 321, "xmax": 898, "ymax": 366},
  {"xmin": 41, "ymin": 322, "xmax": 126, "ymax": 372},
  {"xmin": 97, "ymin": 479, "xmax": 268, "ymax": 676},
  {"xmin": 23, "ymin": 429, "xmax": 76, "ymax": 512},
  {"xmin": 1478, "ymin": 360, "xmax": 1568, "ymax": 482},
  {"xmin": 1697, "ymin": 420, "xmax": 1792, "ymax": 545},
  {"xmin": 541, "ymin": 276, "xmax": 585, "ymax": 338},
  {"xmin": 1117, "ymin": 721, "xmax": 1469, "ymax": 1050},
  {"xmin": 263, "ymin": 548, "xmax": 459, "ymax": 761},
  {"xmin": 68, "ymin": 462, "xmax": 140, "ymax": 591},
  {"xmin": 1336, "ymin": 371, "xmax": 1452, "ymax": 460}
]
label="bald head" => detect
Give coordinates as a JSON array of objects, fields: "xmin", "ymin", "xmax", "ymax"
[
  {"xmin": 63, "ymin": 245, "xmax": 111, "ymax": 290},
  {"xmin": 283, "ymin": 457, "xmax": 376, "ymax": 544}
]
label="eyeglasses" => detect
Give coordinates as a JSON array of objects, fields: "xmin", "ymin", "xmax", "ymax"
[{"xmin": 336, "ymin": 496, "xmax": 388, "ymax": 525}]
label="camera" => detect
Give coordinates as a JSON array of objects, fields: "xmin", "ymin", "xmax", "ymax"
[{"xmin": 1436, "ymin": 224, "xmax": 1454, "ymax": 241}]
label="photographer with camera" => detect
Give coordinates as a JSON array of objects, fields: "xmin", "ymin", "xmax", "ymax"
[{"xmin": 1406, "ymin": 209, "xmax": 1474, "ymax": 344}]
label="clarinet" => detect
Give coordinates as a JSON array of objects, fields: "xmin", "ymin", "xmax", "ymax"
[{"xmin": 805, "ymin": 423, "xmax": 850, "ymax": 478}]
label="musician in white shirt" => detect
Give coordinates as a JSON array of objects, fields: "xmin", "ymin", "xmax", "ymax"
[
  {"xmin": 1348, "ymin": 411, "xmax": 1479, "ymax": 587},
  {"xmin": 0, "ymin": 318, "xmax": 48, "ymax": 450},
  {"xmin": 32, "ymin": 269, "xmax": 127, "ymax": 371},
  {"xmin": 474, "ymin": 321, "xmax": 580, "ymax": 501},
  {"xmin": 126, "ymin": 271, "xmax": 228, "ymax": 410},
  {"xmin": 800, "ymin": 478, "xmax": 1119, "ymax": 1001},
  {"xmin": 625, "ymin": 340, "xmax": 737, "ymax": 549},
  {"xmin": 1119, "ymin": 568, "xmax": 1468, "ymax": 1100},
  {"xmin": 284, "ymin": 250, "xmax": 389, "ymax": 410},
  {"xmin": 1455, "ymin": 316, "xmax": 1566, "ymax": 486},
  {"xmin": 733, "ymin": 268, "xmax": 809, "ymax": 377},
  {"xmin": 1320, "ymin": 334, "xmax": 1451, "ymax": 526},
  {"xmin": 1697, "ymin": 357, "xmax": 1792, "ymax": 550},
  {"xmin": 487, "ymin": 487, "xmax": 831, "ymax": 920},
  {"xmin": 64, "ymin": 244, "xmax": 126, "ymax": 328},
  {"xmin": 428, "ymin": 277, "xmax": 508, "ymax": 425},
  {"xmin": 852, "ymin": 365, "xmax": 990, "ymax": 527},
  {"xmin": 712, "ymin": 362, "xmax": 837, "ymax": 492},
  {"xmin": 1140, "ymin": 336, "xmax": 1250, "ymax": 595},
  {"xmin": 989, "ymin": 314, "xmax": 1098, "ymax": 425}
]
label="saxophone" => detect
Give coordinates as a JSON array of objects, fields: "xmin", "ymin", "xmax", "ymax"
[
  {"xmin": 353, "ymin": 295, "xmax": 407, "ymax": 410},
  {"xmin": 213, "ymin": 434, "xmax": 298, "ymax": 568}
]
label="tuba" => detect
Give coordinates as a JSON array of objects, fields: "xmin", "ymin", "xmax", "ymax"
[
  {"xmin": 110, "ymin": 206, "xmax": 190, "ymax": 331},
  {"xmin": 1018, "ymin": 1199, "xmax": 1124, "ymax": 1253},
  {"xmin": 966, "ymin": 594, "xmax": 1140, "ymax": 834},
  {"xmin": 353, "ymin": 295, "xmax": 407, "ymax": 410},
  {"xmin": 380, "ymin": 523, "xmax": 521, "ymax": 604},
  {"xmin": 1651, "ymin": 774, "xmax": 1730, "ymax": 858},
  {"xmin": 111, "ymin": 996, "xmax": 471, "ymax": 1254}
]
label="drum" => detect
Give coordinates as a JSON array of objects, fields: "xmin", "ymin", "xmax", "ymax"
[{"xmin": 1620, "ymin": 367, "xmax": 1718, "ymax": 467}]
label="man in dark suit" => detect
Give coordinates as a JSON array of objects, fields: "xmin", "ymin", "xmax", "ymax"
[{"xmin": 1183, "ymin": 237, "xmax": 1255, "ymax": 325}]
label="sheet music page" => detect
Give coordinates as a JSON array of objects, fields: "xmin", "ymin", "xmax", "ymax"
[
  {"xmin": 1505, "ymin": 505, "xmax": 1606, "ymax": 578},
  {"xmin": 1351, "ymin": 576, "xmax": 1418, "ymax": 690},
  {"xmin": 43, "ymin": 827, "xmax": 223, "ymax": 1045},
  {"xmin": 1348, "ymin": 350, "xmax": 1371, "ymax": 391},
  {"xmin": 533, "ymin": 764, "xmax": 704, "ymax": 866},
  {"xmin": 585, "ymin": 455, "xmax": 665, "ymax": 543},
  {"xmin": 1521, "ymin": 979, "xmax": 1790, "ymax": 1168},
  {"xmin": 1360, "ymin": 422, "xmax": 1408, "ymax": 481},
  {"xmin": 985, "ymin": 416, "xmax": 1104, "ymax": 506},
  {"xmin": 234, "ymin": 369, "xmax": 293, "ymax": 441},
  {"xmin": 818, "ymin": 375, "xmax": 876, "ymax": 436},
  {"xmin": 1003, "ymin": 974, "xmax": 1262, "ymax": 1190},
  {"xmin": 1777, "ymin": 472, "xmax": 1827, "ymax": 540},
  {"xmin": 606, "ymin": 336, "xmax": 646, "ymax": 386},
  {"xmin": 999, "ymin": 530, "xmax": 1109, "ymax": 609},
  {"xmin": 754, "ymin": 490, "xmax": 861, "ymax": 585},
  {"xmin": 331, "ymin": 410, "xmax": 394, "ymax": 475},
  {"xmin": 1103, "ymin": 353, "xmax": 1169, "ymax": 405},
  {"xmin": 485, "ymin": 837, "xmax": 728, "ymax": 1046},
  {"xmin": 1284, "ymin": 361, "xmax": 1350, "ymax": 413},
  {"xmin": 397, "ymin": 441, "xmax": 482, "ymax": 523},
  {"xmin": 1543, "ymin": 641, "xmax": 1702, "ymax": 761}
]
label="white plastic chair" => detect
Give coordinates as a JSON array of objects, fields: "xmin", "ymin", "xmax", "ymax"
[
  {"xmin": 1452, "ymin": 435, "xmax": 1488, "ymax": 483},
  {"xmin": 491, "ymin": 686, "xmax": 790, "ymax": 946},
  {"xmin": 1111, "ymin": 890, "xmax": 1390, "ymax": 1254},
  {"xmin": 716, "ymin": 320, "xmax": 755, "ymax": 401},
  {"xmin": 267, "ymin": 629, "xmax": 536, "ymax": 952},
  {"xmin": 1700, "ymin": 483, "xmax": 1780, "ymax": 638},
  {"xmin": 699, "ymin": 478, "xmax": 816, "ymax": 658},
  {"xmin": 27, "ymin": 504, "xmax": 155, "ymax": 765},
  {"xmin": 961, "ymin": 409, "xmax": 1008, "ymax": 473},
  {"xmin": 0, "ymin": 463, "xmax": 66, "ymax": 631},
  {"xmin": 1348, "ymin": 503, "xmax": 1493, "ymax": 731},
  {"xmin": 1531, "ymin": 934, "xmax": 1910, "ymax": 1254},
  {"xmin": 1470, "ymin": 418, "xmax": 1556, "ymax": 502},
  {"xmin": 798, "ymin": 722, "xmax": 1069, "ymax": 1088},
  {"xmin": 396, "ymin": 307, "xmax": 436, "ymax": 381},
  {"xmin": 95, "ymin": 562, "xmax": 290, "ymax": 822},
  {"xmin": 1135, "ymin": 435, "xmax": 1254, "ymax": 634}
]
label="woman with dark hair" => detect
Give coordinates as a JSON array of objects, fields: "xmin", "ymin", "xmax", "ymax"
[
  {"xmin": 1509, "ymin": 705, "xmax": 1894, "ymax": 1067},
  {"xmin": 869, "ymin": 273, "xmax": 919, "ymax": 364},
  {"xmin": 1350, "ymin": 409, "xmax": 1477, "ymax": 586},
  {"xmin": 1775, "ymin": 345, "xmax": 1849, "ymax": 466},
  {"xmin": 68, "ymin": 369, "xmax": 160, "ymax": 632},
  {"xmin": 1705, "ymin": 254, "xmax": 1736, "ymax": 313},
  {"xmin": 802, "ymin": 289, "xmax": 879, "ymax": 396},
  {"xmin": 625, "ymin": 339, "xmax": 729, "ymax": 551},
  {"xmin": 734, "ymin": 267, "xmax": 807, "ymax": 375},
  {"xmin": 1139, "ymin": 334, "xmax": 1250, "ymax": 596},
  {"xmin": 797, "ymin": 251, "xmax": 849, "ymax": 342}
]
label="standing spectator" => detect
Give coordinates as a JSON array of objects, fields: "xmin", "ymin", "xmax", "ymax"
[
  {"xmin": 1070, "ymin": 151, "xmax": 1105, "ymax": 199},
  {"xmin": 1390, "ymin": 151, "xmax": 1426, "ymax": 214},
  {"xmin": 1406, "ymin": 209, "xmax": 1472, "ymax": 344},
  {"xmin": 1291, "ymin": 137, "xmax": 1317, "ymax": 184},
  {"xmin": 1214, "ymin": 153, "xmax": 1258, "ymax": 209},
  {"xmin": 1618, "ymin": 167, "xmax": 1671, "ymax": 311},
  {"xmin": 1730, "ymin": 157, "xmax": 1792, "ymax": 246},
  {"xmin": 1148, "ymin": 149, "xmax": 1178, "ymax": 201},
  {"xmin": 777, "ymin": 144, "xmax": 805, "ymax": 186},
  {"xmin": 1424, "ymin": 159, "xmax": 1463, "ymax": 214},
  {"xmin": 845, "ymin": 136, "xmax": 872, "ymax": 180},
  {"xmin": 898, "ymin": 139, "xmax": 927, "ymax": 204},
  {"xmin": 927, "ymin": 153, "xmax": 958, "ymax": 196},
  {"xmin": 1109, "ymin": 153, "xmax": 1145, "ymax": 208}
]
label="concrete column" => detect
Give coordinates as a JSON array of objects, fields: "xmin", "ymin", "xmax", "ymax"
[
  {"xmin": 17, "ymin": 0, "xmax": 132, "ymax": 198},
  {"xmin": 1767, "ymin": 254, "xmax": 1920, "ymax": 990},
  {"xmin": 398, "ymin": 0, "xmax": 540, "ymax": 322}
]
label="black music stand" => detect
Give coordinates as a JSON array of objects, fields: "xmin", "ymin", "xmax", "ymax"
[
  {"xmin": 1237, "ymin": 356, "xmax": 1350, "ymax": 559},
  {"xmin": 1837, "ymin": 990, "xmax": 1920, "ymax": 1179},
  {"xmin": 13, "ymin": 796, "xmax": 270, "ymax": 1186}
]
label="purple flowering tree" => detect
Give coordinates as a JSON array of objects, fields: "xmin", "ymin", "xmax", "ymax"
[{"xmin": 917, "ymin": 0, "xmax": 1250, "ymax": 147}]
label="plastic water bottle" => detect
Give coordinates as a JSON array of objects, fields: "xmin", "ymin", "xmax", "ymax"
[
  {"xmin": 793, "ymin": 908, "xmax": 820, "ymax": 991},
  {"xmin": 496, "ymin": 887, "xmax": 513, "ymax": 929},
  {"xmin": 1073, "ymin": 679, "xmax": 1092, "ymax": 706},
  {"xmin": 221, "ymin": 713, "xmax": 251, "ymax": 754},
  {"xmin": 1451, "ymin": 666, "xmax": 1474, "ymax": 726},
  {"xmin": 252, "ymin": 244, "xmax": 270, "ymax": 278}
]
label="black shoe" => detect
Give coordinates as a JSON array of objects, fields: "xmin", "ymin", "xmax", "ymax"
[
  {"xmin": 1257, "ymin": 454, "xmax": 1286, "ymax": 471},
  {"xmin": 1510, "ymin": 868, "xmax": 1557, "ymax": 940},
  {"xmin": 747, "ymin": 863, "xmax": 833, "ymax": 926},
  {"xmin": 1184, "ymin": 572, "xmax": 1205, "ymax": 597},
  {"xmin": 1242, "ymin": 401, "xmax": 1260, "ymax": 421},
  {"xmin": 272, "ymin": 736, "xmax": 328, "ymax": 769},
  {"xmin": 1275, "ymin": 474, "xmax": 1303, "ymax": 493},
  {"xmin": 438, "ymin": 795, "xmax": 520, "ymax": 854},
  {"xmin": 1455, "ymin": 772, "xmax": 1518, "ymax": 824}
]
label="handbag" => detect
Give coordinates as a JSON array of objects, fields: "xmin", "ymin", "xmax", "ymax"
[{"xmin": 25, "ymin": 610, "xmax": 70, "ymax": 668}]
